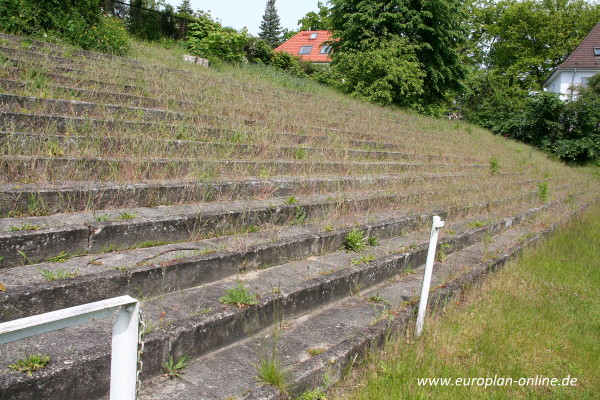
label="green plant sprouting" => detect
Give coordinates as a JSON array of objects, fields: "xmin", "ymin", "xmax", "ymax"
[{"xmin": 219, "ymin": 280, "xmax": 259, "ymax": 307}]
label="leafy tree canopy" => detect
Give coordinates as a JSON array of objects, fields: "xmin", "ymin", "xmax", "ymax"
[
  {"xmin": 469, "ymin": 0, "xmax": 600, "ymax": 89},
  {"xmin": 298, "ymin": 1, "xmax": 332, "ymax": 31},
  {"xmin": 329, "ymin": 0, "xmax": 468, "ymax": 108}
]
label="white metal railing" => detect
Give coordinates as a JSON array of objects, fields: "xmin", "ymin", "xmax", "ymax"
[
  {"xmin": 0, "ymin": 295, "xmax": 140, "ymax": 400},
  {"xmin": 415, "ymin": 215, "xmax": 445, "ymax": 337}
]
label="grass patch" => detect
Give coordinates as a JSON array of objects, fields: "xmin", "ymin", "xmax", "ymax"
[
  {"xmin": 332, "ymin": 203, "xmax": 600, "ymax": 400},
  {"xmin": 162, "ymin": 355, "xmax": 189, "ymax": 379},
  {"xmin": 8, "ymin": 354, "xmax": 51, "ymax": 376},
  {"xmin": 219, "ymin": 280, "xmax": 259, "ymax": 307},
  {"xmin": 38, "ymin": 267, "xmax": 79, "ymax": 281}
]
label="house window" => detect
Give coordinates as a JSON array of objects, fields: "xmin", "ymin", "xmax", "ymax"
[
  {"xmin": 309, "ymin": 33, "xmax": 318, "ymax": 39},
  {"xmin": 299, "ymin": 46, "xmax": 313, "ymax": 55},
  {"xmin": 320, "ymin": 45, "xmax": 332, "ymax": 54},
  {"xmin": 594, "ymin": 47, "xmax": 600, "ymax": 56}
]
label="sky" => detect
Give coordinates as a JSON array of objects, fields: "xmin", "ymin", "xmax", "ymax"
[{"xmin": 164, "ymin": 0, "xmax": 322, "ymax": 36}]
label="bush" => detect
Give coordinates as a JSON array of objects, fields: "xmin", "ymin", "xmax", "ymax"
[
  {"xmin": 0, "ymin": 0, "xmax": 130, "ymax": 55},
  {"xmin": 331, "ymin": 38, "xmax": 424, "ymax": 106},
  {"xmin": 188, "ymin": 29, "xmax": 249, "ymax": 63}
]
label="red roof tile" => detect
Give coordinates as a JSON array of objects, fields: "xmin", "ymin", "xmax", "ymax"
[
  {"xmin": 558, "ymin": 23, "xmax": 600, "ymax": 70},
  {"xmin": 274, "ymin": 30, "xmax": 334, "ymax": 63}
]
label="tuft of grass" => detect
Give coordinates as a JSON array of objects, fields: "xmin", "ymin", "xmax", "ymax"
[
  {"xmin": 293, "ymin": 147, "xmax": 307, "ymax": 160},
  {"xmin": 258, "ymin": 333, "xmax": 288, "ymax": 391},
  {"xmin": 93, "ymin": 212, "xmax": 111, "ymax": 222},
  {"xmin": 162, "ymin": 355, "xmax": 189, "ymax": 379},
  {"xmin": 365, "ymin": 293, "xmax": 386, "ymax": 303},
  {"xmin": 9, "ymin": 223, "xmax": 40, "ymax": 231},
  {"xmin": 489, "ymin": 157, "xmax": 500, "ymax": 175},
  {"xmin": 284, "ymin": 196, "xmax": 298, "ymax": 205},
  {"xmin": 538, "ymin": 181, "xmax": 549, "ymax": 202},
  {"xmin": 117, "ymin": 211, "xmax": 136, "ymax": 220},
  {"xmin": 38, "ymin": 267, "xmax": 79, "ymax": 281},
  {"xmin": 367, "ymin": 235, "xmax": 379, "ymax": 246},
  {"xmin": 435, "ymin": 243, "xmax": 453, "ymax": 263},
  {"xmin": 306, "ymin": 348, "xmax": 326, "ymax": 357},
  {"xmin": 344, "ymin": 229, "xmax": 366, "ymax": 252},
  {"xmin": 8, "ymin": 354, "xmax": 50, "ymax": 376},
  {"xmin": 219, "ymin": 280, "xmax": 259, "ymax": 307},
  {"xmin": 290, "ymin": 206, "xmax": 307, "ymax": 225},
  {"xmin": 298, "ymin": 387, "xmax": 327, "ymax": 400},
  {"xmin": 351, "ymin": 254, "xmax": 375, "ymax": 265},
  {"xmin": 47, "ymin": 251, "xmax": 71, "ymax": 263}
]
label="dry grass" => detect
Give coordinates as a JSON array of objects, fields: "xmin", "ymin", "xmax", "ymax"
[
  {"xmin": 331, "ymin": 201, "xmax": 600, "ymax": 400},
  {"xmin": 0, "ymin": 34, "xmax": 597, "ymax": 219}
]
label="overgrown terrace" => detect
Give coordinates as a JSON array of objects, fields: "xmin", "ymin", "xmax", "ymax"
[{"xmin": 0, "ymin": 32, "xmax": 597, "ymax": 400}]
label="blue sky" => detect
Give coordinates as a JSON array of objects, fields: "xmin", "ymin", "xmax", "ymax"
[{"xmin": 164, "ymin": 0, "xmax": 322, "ymax": 35}]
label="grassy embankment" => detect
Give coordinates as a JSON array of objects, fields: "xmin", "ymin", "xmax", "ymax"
[{"xmin": 332, "ymin": 200, "xmax": 600, "ymax": 400}]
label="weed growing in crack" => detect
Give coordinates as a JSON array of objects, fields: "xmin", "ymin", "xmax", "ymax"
[
  {"xmin": 367, "ymin": 235, "xmax": 379, "ymax": 246},
  {"xmin": 344, "ymin": 229, "xmax": 367, "ymax": 252},
  {"xmin": 436, "ymin": 243, "xmax": 453, "ymax": 263},
  {"xmin": 290, "ymin": 206, "xmax": 307, "ymax": 225},
  {"xmin": 47, "ymin": 251, "xmax": 72, "ymax": 263},
  {"xmin": 306, "ymin": 348, "xmax": 325, "ymax": 357},
  {"xmin": 284, "ymin": 196, "xmax": 298, "ymax": 205},
  {"xmin": 38, "ymin": 267, "xmax": 79, "ymax": 281},
  {"xmin": 538, "ymin": 181, "xmax": 549, "ymax": 202},
  {"xmin": 219, "ymin": 280, "xmax": 258, "ymax": 307},
  {"xmin": 297, "ymin": 387, "xmax": 327, "ymax": 400},
  {"xmin": 351, "ymin": 254, "xmax": 375, "ymax": 265},
  {"xmin": 258, "ymin": 331, "xmax": 288, "ymax": 391},
  {"xmin": 9, "ymin": 223, "xmax": 40, "ymax": 231},
  {"xmin": 162, "ymin": 355, "xmax": 189, "ymax": 379},
  {"xmin": 117, "ymin": 211, "xmax": 136, "ymax": 220},
  {"xmin": 93, "ymin": 212, "xmax": 111, "ymax": 222},
  {"xmin": 8, "ymin": 354, "xmax": 50, "ymax": 376},
  {"xmin": 489, "ymin": 157, "xmax": 500, "ymax": 175}
]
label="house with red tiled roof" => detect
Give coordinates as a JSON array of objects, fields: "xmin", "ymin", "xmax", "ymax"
[
  {"xmin": 543, "ymin": 23, "xmax": 600, "ymax": 99},
  {"xmin": 275, "ymin": 30, "xmax": 333, "ymax": 63}
]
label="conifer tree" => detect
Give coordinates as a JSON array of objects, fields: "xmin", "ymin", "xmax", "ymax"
[{"xmin": 258, "ymin": 0, "xmax": 283, "ymax": 48}]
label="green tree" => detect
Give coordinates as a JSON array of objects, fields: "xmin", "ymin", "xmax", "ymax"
[
  {"xmin": 176, "ymin": 0, "xmax": 194, "ymax": 18},
  {"xmin": 329, "ymin": 0, "xmax": 468, "ymax": 110},
  {"xmin": 298, "ymin": 1, "xmax": 332, "ymax": 31},
  {"xmin": 470, "ymin": 0, "xmax": 600, "ymax": 89},
  {"xmin": 332, "ymin": 37, "xmax": 425, "ymax": 106},
  {"xmin": 258, "ymin": 0, "xmax": 283, "ymax": 48}
]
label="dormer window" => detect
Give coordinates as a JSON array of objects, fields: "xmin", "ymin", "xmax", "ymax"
[
  {"xmin": 594, "ymin": 47, "xmax": 600, "ymax": 56},
  {"xmin": 309, "ymin": 33, "xmax": 318, "ymax": 39}
]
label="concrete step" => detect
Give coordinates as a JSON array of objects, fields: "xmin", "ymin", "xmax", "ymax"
[
  {"xmin": 0, "ymin": 155, "xmax": 482, "ymax": 183},
  {"xmin": 0, "ymin": 93, "xmax": 217, "ymax": 125},
  {"xmin": 0, "ymin": 188, "xmax": 550, "ymax": 321},
  {"xmin": 0, "ymin": 196, "xmax": 582, "ymax": 400},
  {"xmin": 145, "ymin": 198, "xmax": 587, "ymax": 400},
  {"xmin": 0, "ymin": 130, "xmax": 482, "ymax": 167},
  {"xmin": 0, "ymin": 189, "xmax": 413, "ymax": 268},
  {"xmin": 0, "ymin": 172, "xmax": 487, "ymax": 216},
  {"xmin": 0, "ymin": 110, "xmax": 484, "ymax": 162}
]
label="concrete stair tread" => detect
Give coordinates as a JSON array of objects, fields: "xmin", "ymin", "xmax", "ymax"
[
  {"xmin": 137, "ymin": 198, "xmax": 584, "ymax": 399},
  {"xmin": 0, "ymin": 196, "xmax": 578, "ymax": 399}
]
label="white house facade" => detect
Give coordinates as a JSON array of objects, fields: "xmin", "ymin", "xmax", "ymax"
[{"xmin": 543, "ymin": 23, "xmax": 600, "ymax": 100}]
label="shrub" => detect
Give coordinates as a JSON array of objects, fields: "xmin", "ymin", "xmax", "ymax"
[
  {"xmin": 331, "ymin": 37, "xmax": 424, "ymax": 106},
  {"xmin": 0, "ymin": 0, "xmax": 130, "ymax": 55}
]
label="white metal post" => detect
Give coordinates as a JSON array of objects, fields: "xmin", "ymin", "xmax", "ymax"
[
  {"xmin": 415, "ymin": 215, "xmax": 445, "ymax": 337},
  {"xmin": 110, "ymin": 301, "xmax": 140, "ymax": 400},
  {"xmin": 0, "ymin": 296, "xmax": 140, "ymax": 400}
]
